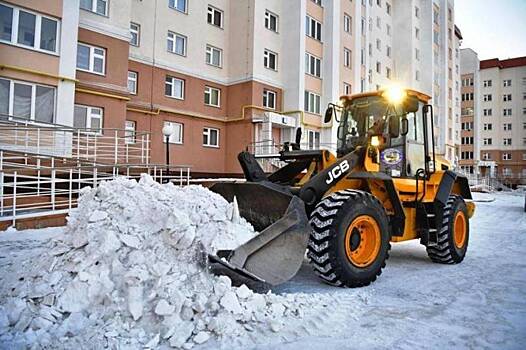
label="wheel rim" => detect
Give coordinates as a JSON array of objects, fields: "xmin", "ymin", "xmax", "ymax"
[
  {"xmin": 453, "ymin": 211, "xmax": 467, "ymax": 249},
  {"xmin": 344, "ymin": 215, "xmax": 381, "ymax": 267}
]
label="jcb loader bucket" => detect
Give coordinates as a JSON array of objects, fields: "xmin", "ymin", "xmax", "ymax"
[{"xmin": 208, "ymin": 182, "xmax": 310, "ymax": 286}]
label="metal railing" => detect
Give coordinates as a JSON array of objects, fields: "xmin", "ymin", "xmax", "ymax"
[
  {"xmin": 0, "ymin": 158, "xmax": 191, "ymax": 225},
  {"xmin": 0, "ymin": 115, "xmax": 150, "ymax": 165}
]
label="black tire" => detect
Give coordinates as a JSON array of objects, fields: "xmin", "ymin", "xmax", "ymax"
[
  {"xmin": 427, "ymin": 195, "xmax": 469, "ymax": 264},
  {"xmin": 307, "ymin": 190, "xmax": 391, "ymax": 287}
]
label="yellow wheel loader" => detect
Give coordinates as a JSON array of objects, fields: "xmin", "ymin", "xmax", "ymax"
[{"xmin": 209, "ymin": 87, "xmax": 475, "ymax": 288}]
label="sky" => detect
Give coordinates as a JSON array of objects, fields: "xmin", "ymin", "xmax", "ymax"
[{"xmin": 455, "ymin": 0, "xmax": 526, "ymax": 60}]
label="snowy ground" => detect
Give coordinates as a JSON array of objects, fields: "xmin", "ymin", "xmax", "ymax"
[{"xmin": 1, "ymin": 192, "xmax": 525, "ymax": 349}]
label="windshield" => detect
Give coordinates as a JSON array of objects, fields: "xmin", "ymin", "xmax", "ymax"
[{"xmin": 337, "ymin": 95, "xmax": 407, "ymax": 155}]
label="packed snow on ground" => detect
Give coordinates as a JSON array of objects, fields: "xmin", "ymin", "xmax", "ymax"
[{"xmin": 0, "ymin": 180, "xmax": 525, "ymax": 349}]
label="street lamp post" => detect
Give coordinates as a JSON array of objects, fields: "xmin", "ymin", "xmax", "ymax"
[{"xmin": 162, "ymin": 124, "xmax": 174, "ymax": 182}]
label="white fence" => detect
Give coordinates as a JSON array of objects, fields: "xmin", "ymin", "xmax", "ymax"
[{"xmin": 0, "ymin": 117, "xmax": 150, "ymax": 165}]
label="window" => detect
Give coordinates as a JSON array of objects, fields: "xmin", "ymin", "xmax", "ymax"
[
  {"xmin": 461, "ymin": 93, "xmax": 473, "ymax": 101},
  {"xmin": 503, "ymin": 79, "xmax": 512, "ymax": 87},
  {"xmin": 376, "ymin": 38, "xmax": 381, "ymax": 50},
  {"xmin": 483, "ymin": 138, "xmax": 492, "ymax": 145},
  {"xmin": 503, "ymin": 108, "xmax": 512, "ymax": 116},
  {"xmin": 74, "ymin": 105, "xmax": 102, "ymax": 130},
  {"xmin": 304, "ymin": 91, "xmax": 321, "ymax": 114},
  {"xmin": 80, "ymin": 0, "xmax": 108, "ymax": 16},
  {"xmin": 369, "ymin": 43, "xmax": 372, "ymax": 56},
  {"xmin": 264, "ymin": 49, "xmax": 278, "ymax": 70},
  {"xmin": 386, "ymin": 67, "xmax": 391, "ymax": 79},
  {"xmin": 502, "ymin": 168, "xmax": 512, "ymax": 177},
  {"xmin": 263, "ymin": 90, "xmax": 276, "ymax": 109},
  {"xmin": 415, "ymin": 48, "xmax": 420, "ymax": 60},
  {"xmin": 433, "ymin": 30, "xmax": 439, "ymax": 45},
  {"xmin": 168, "ymin": 0, "xmax": 187, "ymax": 13},
  {"xmin": 204, "ymin": 86, "xmax": 220, "ymax": 107},
  {"xmin": 503, "ymin": 94, "xmax": 512, "ymax": 102},
  {"xmin": 376, "ymin": 0, "xmax": 381, "ymax": 7},
  {"xmin": 207, "ymin": 6, "xmax": 223, "ymax": 28},
  {"xmin": 503, "ymin": 123, "xmax": 512, "ymax": 131},
  {"xmin": 483, "ymin": 80, "xmax": 492, "ymax": 87},
  {"xmin": 167, "ymin": 32, "xmax": 186, "ymax": 56},
  {"xmin": 343, "ymin": 48, "xmax": 352, "ymax": 67},
  {"xmin": 164, "ymin": 121, "xmax": 183, "ymax": 144},
  {"xmin": 386, "ymin": 3, "xmax": 391, "ymax": 14},
  {"xmin": 361, "ymin": 49, "xmax": 365, "ymax": 65},
  {"xmin": 344, "ymin": 83, "xmax": 352, "ymax": 95},
  {"xmin": 376, "ymin": 17, "xmax": 381, "ymax": 29},
  {"xmin": 0, "ymin": 77, "xmax": 55, "ymax": 123},
  {"xmin": 206, "ymin": 45, "xmax": 222, "ymax": 67},
  {"xmin": 343, "ymin": 14, "xmax": 352, "ymax": 34},
  {"xmin": 165, "ymin": 76, "xmax": 184, "ymax": 99},
  {"xmin": 376, "ymin": 61, "xmax": 381, "ymax": 73},
  {"xmin": 77, "ymin": 43, "xmax": 105, "ymax": 75},
  {"xmin": 125, "ymin": 120, "xmax": 136, "ymax": 144},
  {"xmin": 265, "ymin": 10, "xmax": 278, "ymax": 32},
  {"xmin": 386, "ymin": 24, "xmax": 391, "ymax": 36},
  {"xmin": 306, "ymin": 16, "xmax": 322, "ymax": 41},
  {"xmin": 482, "ymin": 152, "xmax": 491, "ymax": 161},
  {"xmin": 307, "ymin": 130, "xmax": 320, "ymax": 150},
  {"xmin": 386, "ymin": 45, "xmax": 391, "ymax": 57},
  {"xmin": 203, "ymin": 127, "xmax": 219, "ymax": 147},
  {"xmin": 483, "ymin": 123, "xmax": 492, "ymax": 131},
  {"xmin": 415, "ymin": 27, "xmax": 420, "ymax": 39},
  {"xmin": 461, "ymin": 137, "xmax": 473, "ymax": 145},
  {"xmin": 305, "ymin": 53, "xmax": 321, "ymax": 77},
  {"xmin": 130, "ymin": 22, "xmax": 140, "ymax": 46},
  {"xmin": 127, "ymin": 71, "xmax": 137, "ymax": 94},
  {"xmin": 503, "ymin": 138, "xmax": 512, "ymax": 146},
  {"xmin": 502, "ymin": 153, "xmax": 512, "ymax": 161},
  {"xmin": 415, "ymin": 6, "xmax": 420, "ymax": 18},
  {"xmin": 0, "ymin": 4, "xmax": 59, "ymax": 53},
  {"xmin": 483, "ymin": 108, "xmax": 492, "ymax": 116},
  {"xmin": 483, "ymin": 94, "xmax": 492, "ymax": 102},
  {"xmin": 415, "ymin": 70, "xmax": 420, "ymax": 81},
  {"xmin": 311, "ymin": 0, "xmax": 322, "ymax": 5}
]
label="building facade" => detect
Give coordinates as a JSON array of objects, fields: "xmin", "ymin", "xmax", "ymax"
[{"xmin": 0, "ymin": 0, "xmax": 461, "ymax": 175}]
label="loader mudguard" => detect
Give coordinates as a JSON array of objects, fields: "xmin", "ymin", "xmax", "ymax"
[
  {"xmin": 436, "ymin": 170, "xmax": 472, "ymax": 205},
  {"xmin": 298, "ymin": 148, "xmax": 364, "ymax": 212}
]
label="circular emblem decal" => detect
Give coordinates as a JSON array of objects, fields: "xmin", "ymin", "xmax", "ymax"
[{"xmin": 381, "ymin": 148, "xmax": 403, "ymax": 165}]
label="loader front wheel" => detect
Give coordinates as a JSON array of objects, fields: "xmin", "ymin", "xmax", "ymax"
[
  {"xmin": 427, "ymin": 195, "xmax": 469, "ymax": 264},
  {"xmin": 308, "ymin": 190, "xmax": 390, "ymax": 287}
]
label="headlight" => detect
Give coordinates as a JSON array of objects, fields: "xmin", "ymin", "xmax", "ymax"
[
  {"xmin": 383, "ymin": 85, "xmax": 406, "ymax": 104},
  {"xmin": 371, "ymin": 136, "xmax": 380, "ymax": 147}
]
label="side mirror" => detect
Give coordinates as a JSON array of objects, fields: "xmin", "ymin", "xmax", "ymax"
[
  {"xmin": 401, "ymin": 116, "xmax": 409, "ymax": 136},
  {"xmin": 389, "ymin": 116, "xmax": 400, "ymax": 138},
  {"xmin": 295, "ymin": 127, "xmax": 302, "ymax": 144},
  {"xmin": 337, "ymin": 125, "xmax": 345, "ymax": 140},
  {"xmin": 324, "ymin": 106, "xmax": 333, "ymax": 123},
  {"xmin": 403, "ymin": 97, "xmax": 419, "ymax": 113}
]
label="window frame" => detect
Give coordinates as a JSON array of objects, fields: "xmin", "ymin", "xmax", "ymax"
[
  {"xmin": 306, "ymin": 15, "xmax": 322, "ymax": 41},
  {"xmin": 80, "ymin": 0, "xmax": 108, "ymax": 16},
  {"xmin": 163, "ymin": 121, "xmax": 184, "ymax": 144},
  {"xmin": 206, "ymin": 44, "xmax": 223, "ymax": 68},
  {"xmin": 74, "ymin": 104, "xmax": 103, "ymax": 132},
  {"xmin": 207, "ymin": 5, "xmax": 224, "ymax": 28},
  {"xmin": 204, "ymin": 86, "xmax": 221, "ymax": 107},
  {"xmin": 167, "ymin": 31, "xmax": 187, "ymax": 56},
  {"xmin": 168, "ymin": 0, "xmax": 187, "ymax": 13},
  {"xmin": 306, "ymin": 129, "xmax": 320, "ymax": 150},
  {"xmin": 263, "ymin": 89, "xmax": 277, "ymax": 110},
  {"xmin": 1, "ymin": 77, "xmax": 57, "ymax": 124},
  {"xmin": 76, "ymin": 42, "xmax": 106, "ymax": 75},
  {"xmin": 304, "ymin": 90, "xmax": 321, "ymax": 115},
  {"xmin": 343, "ymin": 83, "xmax": 352, "ymax": 95},
  {"xmin": 305, "ymin": 52, "xmax": 322, "ymax": 78},
  {"xmin": 203, "ymin": 127, "xmax": 220, "ymax": 148},
  {"xmin": 343, "ymin": 47, "xmax": 352, "ymax": 68},
  {"xmin": 127, "ymin": 71, "xmax": 138, "ymax": 95},
  {"xmin": 343, "ymin": 14, "xmax": 352, "ymax": 34},
  {"xmin": 130, "ymin": 22, "xmax": 140, "ymax": 47},
  {"xmin": 165, "ymin": 76, "xmax": 185, "ymax": 100},
  {"xmin": 264, "ymin": 49, "xmax": 278, "ymax": 71},
  {"xmin": 125, "ymin": 120, "xmax": 136, "ymax": 144},
  {"xmin": 265, "ymin": 10, "xmax": 278, "ymax": 32},
  {"xmin": 0, "ymin": 3, "xmax": 60, "ymax": 54}
]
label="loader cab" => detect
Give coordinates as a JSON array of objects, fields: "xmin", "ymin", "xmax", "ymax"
[{"xmin": 328, "ymin": 88, "xmax": 434, "ymax": 179}]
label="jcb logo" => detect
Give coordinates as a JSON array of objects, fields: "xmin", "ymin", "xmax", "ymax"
[{"xmin": 326, "ymin": 160, "xmax": 350, "ymax": 185}]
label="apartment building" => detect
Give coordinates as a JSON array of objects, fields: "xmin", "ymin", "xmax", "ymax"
[
  {"xmin": 0, "ymin": 0, "xmax": 461, "ymax": 175},
  {"xmin": 478, "ymin": 56, "xmax": 526, "ymax": 183}
]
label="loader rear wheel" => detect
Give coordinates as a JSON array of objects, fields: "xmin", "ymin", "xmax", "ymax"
[
  {"xmin": 427, "ymin": 195, "xmax": 469, "ymax": 264},
  {"xmin": 308, "ymin": 190, "xmax": 390, "ymax": 287}
]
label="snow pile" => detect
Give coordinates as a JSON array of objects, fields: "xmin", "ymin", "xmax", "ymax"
[{"xmin": 0, "ymin": 175, "xmax": 312, "ymax": 348}]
